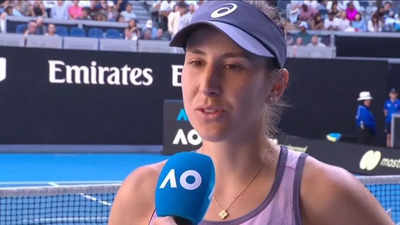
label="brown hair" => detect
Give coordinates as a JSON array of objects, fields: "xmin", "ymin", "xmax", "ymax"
[{"xmin": 245, "ymin": 0, "xmax": 288, "ymax": 138}]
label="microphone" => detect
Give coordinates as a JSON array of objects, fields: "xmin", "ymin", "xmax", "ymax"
[{"xmin": 155, "ymin": 151, "xmax": 215, "ymax": 225}]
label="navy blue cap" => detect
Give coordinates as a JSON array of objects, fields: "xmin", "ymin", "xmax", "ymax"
[
  {"xmin": 390, "ymin": 88, "xmax": 397, "ymax": 93},
  {"xmin": 170, "ymin": 0, "xmax": 287, "ymax": 68}
]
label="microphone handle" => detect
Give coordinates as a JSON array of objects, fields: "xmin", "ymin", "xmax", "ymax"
[{"xmin": 173, "ymin": 216, "xmax": 193, "ymax": 225}]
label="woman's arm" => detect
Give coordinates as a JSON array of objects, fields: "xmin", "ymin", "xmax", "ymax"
[
  {"xmin": 301, "ymin": 157, "xmax": 394, "ymax": 225},
  {"xmin": 108, "ymin": 163, "xmax": 163, "ymax": 225}
]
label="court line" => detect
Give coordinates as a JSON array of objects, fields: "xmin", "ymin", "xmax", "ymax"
[{"xmin": 48, "ymin": 182, "xmax": 112, "ymax": 206}]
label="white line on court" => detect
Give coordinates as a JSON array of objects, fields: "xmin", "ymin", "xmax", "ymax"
[{"xmin": 48, "ymin": 182, "xmax": 112, "ymax": 206}]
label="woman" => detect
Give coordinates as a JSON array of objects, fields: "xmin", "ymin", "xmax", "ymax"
[
  {"xmin": 124, "ymin": 19, "xmax": 140, "ymax": 40},
  {"xmin": 310, "ymin": 12, "xmax": 324, "ymax": 30},
  {"xmin": 352, "ymin": 12, "xmax": 367, "ymax": 32},
  {"xmin": 368, "ymin": 12, "xmax": 383, "ymax": 32},
  {"xmin": 109, "ymin": 1, "xmax": 393, "ymax": 225}
]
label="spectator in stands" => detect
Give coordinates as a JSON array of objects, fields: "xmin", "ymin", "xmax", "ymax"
[
  {"xmin": 383, "ymin": 1, "xmax": 394, "ymax": 18},
  {"xmin": 345, "ymin": 2, "xmax": 358, "ymax": 21},
  {"xmin": 384, "ymin": 88, "xmax": 400, "ymax": 148},
  {"xmin": 116, "ymin": 14, "xmax": 125, "ymax": 22},
  {"xmin": 311, "ymin": 13, "xmax": 324, "ymax": 30},
  {"xmin": 0, "ymin": 12, "xmax": 6, "ymax": 33},
  {"xmin": 142, "ymin": 19, "xmax": 155, "ymax": 40},
  {"xmin": 337, "ymin": 11, "xmax": 351, "ymax": 31},
  {"xmin": 24, "ymin": 21, "xmax": 37, "ymax": 36},
  {"xmin": 120, "ymin": 3, "xmax": 136, "ymax": 22},
  {"xmin": 45, "ymin": 23, "xmax": 57, "ymax": 36},
  {"xmin": 30, "ymin": 0, "xmax": 47, "ymax": 17},
  {"xmin": 68, "ymin": 0, "xmax": 83, "ymax": 20},
  {"xmin": 177, "ymin": 2, "xmax": 191, "ymax": 33},
  {"xmin": 355, "ymin": 91, "xmax": 376, "ymax": 146},
  {"xmin": 88, "ymin": 0, "xmax": 101, "ymax": 19},
  {"xmin": 95, "ymin": 13, "xmax": 107, "ymax": 22},
  {"xmin": 81, "ymin": 8, "xmax": 92, "ymax": 20},
  {"xmin": 3, "ymin": 5, "xmax": 13, "ymax": 16},
  {"xmin": 383, "ymin": 10, "xmax": 396, "ymax": 31},
  {"xmin": 296, "ymin": 21, "xmax": 312, "ymax": 45},
  {"xmin": 168, "ymin": 2, "xmax": 183, "ymax": 38},
  {"xmin": 13, "ymin": 0, "xmax": 31, "ymax": 17},
  {"xmin": 51, "ymin": 0, "xmax": 69, "ymax": 20},
  {"xmin": 125, "ymin": 19, "xmax": 140, "ymax": 40},
  {"xmin": 106, "ymin": 2, "xmax": 119, "ymax": 21},
  {"xmin": 307, "ymin": 35, "xmax": 326, "ymax": 47},
  {"xmin": 352, "ymin": 13, "xmax": 367, "ymax": 32},
  {"xmin": 35, "ymin": 16, "xmax": 46, "ymax": 35},
  {"xmin": 159, "ymin": 0, "xmax": 175, "ymax": 33},
  {"xmin": 329, "ymin": 1, "xmax": 341, "ymax": 17},
  {"xmin": 298, "ymin": 3, "xmax": 316, "ymax": 22},
  {"xmin": 368, "ymin": 13, "xmax": 383, "ymax": 32}
]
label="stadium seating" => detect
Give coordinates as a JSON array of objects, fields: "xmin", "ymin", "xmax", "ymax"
[
  {"xmin": 15, "ymin": 24, "xmax": 26, "ymax": 34},
  {"xmin": 105, "ymin": 29, "xmax": 123, "ymax": 39},
  {"xmin": 88, "ymin": 28, "xmax": 104, "ymax": 38},
  {"xmin": 69, "ymin": 27, "xmax": 86, "ymax": 37},
  {"xmin": 55, "ymin": 26, "xmax": 69, "ymax": 37}
]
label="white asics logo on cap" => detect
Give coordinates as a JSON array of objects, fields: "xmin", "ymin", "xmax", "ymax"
[
  {"xmin": 211, "ymin": 3, "xmax": 237, "ymax": 18},
  {"xmin": 0, "ymin": 57, "xmax": 6, "ymax": 82}
]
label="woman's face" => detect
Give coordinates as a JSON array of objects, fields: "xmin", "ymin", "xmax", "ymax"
[
  {"xmin": 182, "ymin": 27, "xmax": 276, "ymax": 142},
  {"xmin": 129, "ymin": 19, "xmax": 136, "ymax": 27},
  {"xmin": 355, "ymin": 13, "xmax": 361, "ymax": 21}
]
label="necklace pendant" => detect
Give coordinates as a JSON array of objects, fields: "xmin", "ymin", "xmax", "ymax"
[{"xmin": 219, "ymin": 210, "xmax": 229, "ymax": 220}]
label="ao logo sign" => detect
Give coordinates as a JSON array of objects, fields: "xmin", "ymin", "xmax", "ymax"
[
  {"xmin": 0, "ymin": 57, "xmax": 6, "ymax": 82},
  {"xmin": 359, "ymin": 150, "xmax": 382, "ymax": 171},
  {"xmin": 173, "ymin": 109, "xmax": 202, "ymax": 146},
  {"xmin": 159, "ymin": 169, "xmax": 201, "ymax": 190}
]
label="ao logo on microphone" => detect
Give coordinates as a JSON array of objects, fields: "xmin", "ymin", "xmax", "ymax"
[
  {"xmin": 0, "ymin": 57, "xmax": 6, "ymax": 82},
  {"xmin": 159, "ymin": 169, "xmax": 202, "ymax": 190}
]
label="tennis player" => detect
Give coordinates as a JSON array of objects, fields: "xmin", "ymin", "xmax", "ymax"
[{"xmin": 109, "ymin": 1, "xmax": 394, "ymax": 225}]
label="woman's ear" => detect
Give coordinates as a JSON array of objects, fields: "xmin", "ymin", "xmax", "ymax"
[{"xmin": 265, "ymin": 68, "xmax": 289, "ymax": 103}]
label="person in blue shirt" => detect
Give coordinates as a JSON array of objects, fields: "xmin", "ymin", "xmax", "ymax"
[
  {"xmin": 356, "ymin": 91, "xmax": 376, "ymax": 145},
  {"xmin": 384, "ymin": 88, "xmax": 400, "ymax": 147}
]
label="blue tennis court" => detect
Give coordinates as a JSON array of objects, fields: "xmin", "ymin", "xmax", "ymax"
[{"xmin": 0, "ymin": 152, "xmax": 168, "ymax": 187}]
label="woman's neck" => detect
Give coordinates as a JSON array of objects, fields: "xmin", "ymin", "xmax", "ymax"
[{"xmin": 198, "ymin": 133, "xmax": 278, "ymax": 183}]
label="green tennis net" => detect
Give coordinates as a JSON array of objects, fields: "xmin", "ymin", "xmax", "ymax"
[{"xmin": 0, "ymin": 176, "xmax": 399, "ymax": 225}]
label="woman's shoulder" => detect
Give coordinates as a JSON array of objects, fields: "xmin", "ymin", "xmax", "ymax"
[
  {"xmin": 108, "ymin": 161, "xmax": 166, "ymax": 225},
  {"xmin": 299, "ymin": 156, "xmax": 392, "ymax": 225}
]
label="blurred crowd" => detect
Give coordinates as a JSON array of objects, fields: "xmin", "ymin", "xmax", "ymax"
[
  {"xmin": 0, "ymin": 0, "xmax": 203, "ymax": 40},
  {"xmin": 285, "ymin": 0, "xmax": 400, "ymax": 46},
  {"xmin": 0, "ymin": 0, "xmax": 399, "ymax": 42}
]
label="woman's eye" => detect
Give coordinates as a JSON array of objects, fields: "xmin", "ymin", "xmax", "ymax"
[
  {"xmin": 224, "ymin": 64, "xmax": 243, "ymax": 71},
  {"xmin": 188, "ymin": 60, "xmax": 203, "ymax": 67}
]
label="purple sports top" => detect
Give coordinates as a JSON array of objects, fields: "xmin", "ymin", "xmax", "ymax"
[{"xmin": 149, "ymin": 147, "xmax": 307, "ymax": 225}]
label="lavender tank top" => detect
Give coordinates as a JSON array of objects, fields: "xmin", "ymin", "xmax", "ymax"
[{"xmin": 149, "ymin": 147, "xmax": 307, "ymax": 225}]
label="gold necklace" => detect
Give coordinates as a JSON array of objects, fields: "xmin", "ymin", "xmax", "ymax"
[{"xmin": 213, "ymin": 163, "xmax": 265, "ymax": 220}]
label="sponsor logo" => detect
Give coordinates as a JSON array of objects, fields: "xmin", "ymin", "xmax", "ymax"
[
  {"xmin": 360, "ymin": 150, "xmax": 400, "ymax": 171},
  {"xmin": 211, "ymin": 3, "xmax": 238, "ymax": 18},
  {"xmin": 173, "ymin": 129, "xmax": 202, "ymax": 146},
  {"xmin": 0, "ymin": 57, "xmax": 6, "ymax": 82},
  {"xmin": 359, "ymin": 150, "xmax": 382, "ymax": 171},
  {"xmin": 171, "ymin": 65, "xmax": 183, "ymax": 87},
  {"xmin": 159, "ymin": 169, "xmax": 202, "ymax": 190},
  {"xmin": 48, "ymin": 60, "xmax": 153, "ymax": 86}
]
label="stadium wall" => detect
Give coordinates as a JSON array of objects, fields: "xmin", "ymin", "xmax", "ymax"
[{"xmin": 0, "ymin": 46, "xmax": 390, "ymax": 146}]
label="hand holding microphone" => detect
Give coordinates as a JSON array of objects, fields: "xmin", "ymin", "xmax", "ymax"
[{"xmin": 155, "ymin": 152, "xmax": 215, "ymax": 225}]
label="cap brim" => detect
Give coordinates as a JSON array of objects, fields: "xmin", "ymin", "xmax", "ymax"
[
  {"xmin": 358, "ymin": 97, "xmax": 373, "ymax": 101},
  {"xmin": 170, "ymin": 21, "xmax": 274, "ymax": 58}
]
